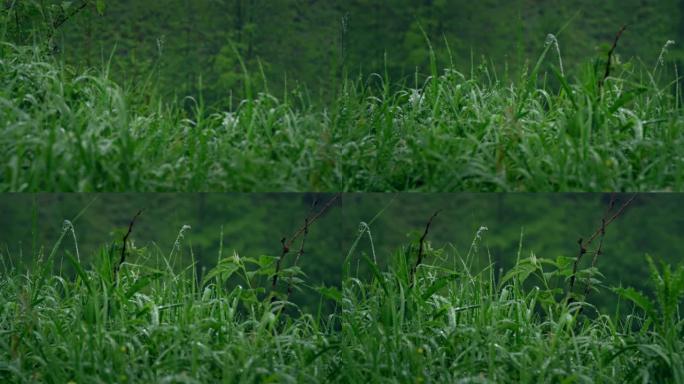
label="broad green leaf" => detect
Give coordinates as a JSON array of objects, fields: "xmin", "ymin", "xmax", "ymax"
[
  {"xmin": 64, "ymin": 252, "xmax": 91, "ymax": 293},
  {"xmin": 613, "ymin": 286, "xmax": 655, "ymax": 318},
  {"xmin": 421, "ymin": 276, "xmax": 451, "ymax": 301},
  {"xmin": 316, "ymin": 286, "xmax": 342, "ymax": 302},
  {"xmin": 608, "ymin": 87, "xmax": 647, "ymax": 114},
  {"xmin": 551, "ymin": 65, "xmax": 577, "ymax": 110},
  {"xmin": 124, "ymin": 272, "xmax": 163, "ymax": 299},
  {"xmin": 280, "ymin": 266, "xmax": 306, "ymax": 277},
  {"xmin": 244, "ymin": 255, "xmax": 277, "ymax": 268},
  {"xmin": 95, "ymin": 0, "xmax": 106, "ymax": 15},
  {"xmin": 500, "ymin": 260, "xmax": 537, "ymax": 286},
  {"xmin": 202, "ymin": 259, "xmax": 240, "ymax": 286},
  {"xmin": 362, "ymin": 255, "xmax": 388, "ymax": 294}
]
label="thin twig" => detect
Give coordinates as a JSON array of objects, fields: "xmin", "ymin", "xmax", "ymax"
[
  {"xmin": 284, "ymin": 194, "xmax": 340, "ymax": 251},
  {"xmin": 568, "ymin": 237, "xmax": 587, "ymax": 293},
  {"xmin": 583, "ymin": 194, "xmax": 635, "ymax": 247},
  {"xmin": 113, "ymin": 209, "xmax": 143, "ymax": 283},
  {"xmin": 569, "ymin": 194, "xmax": 615, "ymax": 291},
  {"xmin": 45, "ymin": 0, "xmax": 89, "ymax": 43},
  {"xmin": 599, "ymin": 25, "xmax": 627, "ymax": 89},
  {"xmin": 584, "ymin": 218, "xmax": 606, "ymax": 296},
  {"xmin": 286, "ymin": 218, "xmax": 309, "ymax": 298},
  {"xmin": 271, "ymin": 194, "xmax": 340, "ymax": 291},
  {"xmin": 409, "ymin": 210, "xmax": 441, "ymax": 287},
  {"xmin": 568, "ymin": 194, "xmax": 635, "ymax": 296}
]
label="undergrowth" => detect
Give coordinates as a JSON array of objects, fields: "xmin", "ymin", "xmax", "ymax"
[
  {"xmin": 0, "ymin": 220, "xmax": 683, "ymax": 383},
  {"xmin": 1, "ymin": 37, "xmax": 683, "ymax": 192}
]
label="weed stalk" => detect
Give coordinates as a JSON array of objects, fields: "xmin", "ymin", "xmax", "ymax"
[
  {"xmin": 271, "ymin": 194, "xmax": 340, "ymax": 294},
  {"xmin": 599, "ymin": 25, "xmax": 627, "ymax": 90},
  {"xmin": 113, "ymin": 209, "xmax": 143, "ymax": 285},
  {"xmin": 568, "ymin": 194, "xmax": 635, "ymax": 304},
  {"xmin": 409, "ymin": 210, "xmax": 440, "ymax": 287}
]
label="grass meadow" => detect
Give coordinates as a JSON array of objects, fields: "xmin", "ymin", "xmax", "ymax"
[
  {"xmin": 1, "ymin": 37, "xmax": 683, "ymax": 192},
  {"xmin": 2, "ymin": 3, "xmax": 684, "ymax": 384},
  {"xmin": 1, "ymin": 215, "xmax": 683, "ymax": 383}
]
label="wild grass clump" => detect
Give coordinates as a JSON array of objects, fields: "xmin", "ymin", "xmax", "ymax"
[
  {"xmin": 1, "ymin": 39, "xmax": 683, "ymax": 191},
  {"xmin": 1, "ymin": 222, "xmax": 683, "ymax": 383}
]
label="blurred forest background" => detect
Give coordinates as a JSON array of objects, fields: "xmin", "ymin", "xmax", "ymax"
[
  {"xmin": 4, "ymin": 0, "xmax": 684, "ymax": 104},
  {"xmin": 1, "ymin": 193, "xmax": 683, "ymax": 309}
]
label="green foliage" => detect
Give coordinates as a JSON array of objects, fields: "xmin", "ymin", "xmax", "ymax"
[
  {"xmin": 612, "ymin": 255, "xmax": 684, "ymax": 382},
  {"xmin": 95, "ymin": 0, "xmax": 106, "ymax": 16},
  {"xmin": 1, "ymin": 43, "xmax": 683, "ymax": 191},
  {"xmin": 2, "ymin": 226, "xmax": 683, "ymax": 382},
  {"xmin": 615, "ymin": 255, "xmax": 684, "ymax": 336},
  {"xmin": 36, "ymin": 0, "xmax": 682, "ymax": 104},
  {"xmin": 1, "ymin": 0, "xmax": 105, "ymax": 47}
]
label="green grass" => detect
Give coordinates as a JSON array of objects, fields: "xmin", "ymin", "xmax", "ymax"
[
  {"xmin": 1, "ymin": 224, "xmax": 683, "ymax": 383},
  {"xmin": 1, "ymin": 40, "xmax": 683, "ymax": 191}
]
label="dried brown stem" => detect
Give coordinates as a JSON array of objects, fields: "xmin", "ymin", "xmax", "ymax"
[
  {"xmin": 568, "ymin": 194, "xmax": 635, "ymax": 296},
  {"xmin": 584, "ymin": 194, "xmax": 635, "ymax": 247},
  {"xmin": 599, "ymin": 25, "xmax": 627, "ymax": 89},
  {"xmin": 409, "ymin": 210, "xmax": 441, "ymax": 287},
  {"xmin": 568, "ymin": 237, "xmax": 587, "ymax": 292},
  {"xmin": 113, "ymin": 209, "xmax": 143, "ymax": 283},
  {"xmin": 286, "ymin": 218, "xmax": 309, "ymax": 298},
  {"xmin": 584, "ymin": 218, "xmax": 607, "ymax": 296},
  {"xmin": 271, "ymin": 194, "xmax": 340, "ymax": 291}
]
